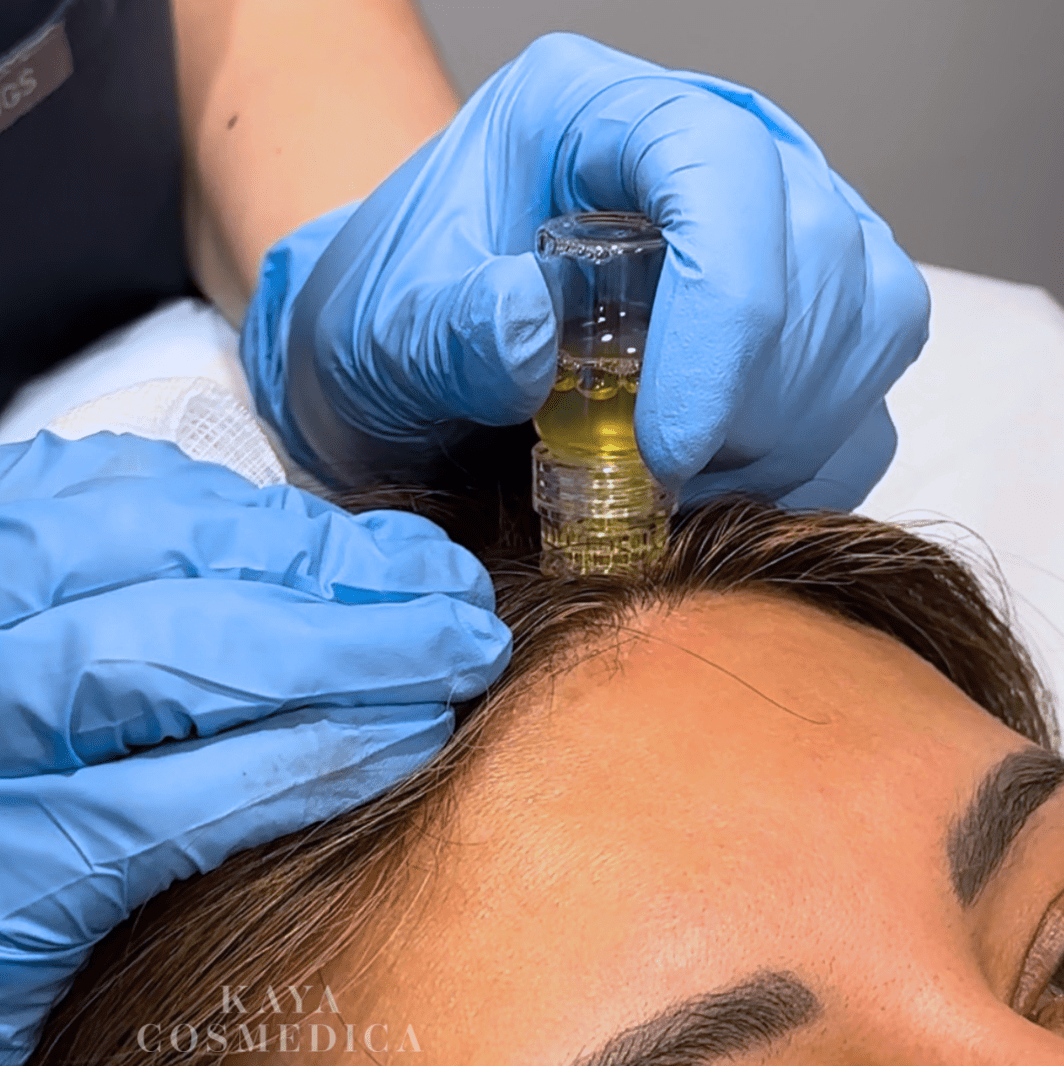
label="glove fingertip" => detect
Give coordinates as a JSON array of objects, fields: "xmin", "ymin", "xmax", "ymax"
[
  {"xmin": 451, "ymin": 254, "xmax": 558, "ymax": 424},
  {"xmin": 634, "ymin": 369, "xmax": 729, "ymax": 491},
  {"xmin": 448, "ymin": 598, "xmax": 514, "ymax": 694}
]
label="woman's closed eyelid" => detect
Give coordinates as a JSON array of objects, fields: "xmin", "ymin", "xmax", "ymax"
[{"xmin": 1011, "ymin": 887, "xmax": 1064, "ymax": 1020}]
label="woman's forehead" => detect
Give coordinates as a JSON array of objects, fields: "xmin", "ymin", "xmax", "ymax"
[
  {"xmin": 424, "ymin": 594, "xmax": 1033, "ymax": 986},
  {"xmin": 473, "ymin": 593, "xmax": 1018, "ymax": 818},
  {"xmin": 414, "ymin": 595, "xmax": 1011, "ymax": 960},
  {"xmin": 318, "ymin": 594, "xmax": 1064, "ymax": 1065}
]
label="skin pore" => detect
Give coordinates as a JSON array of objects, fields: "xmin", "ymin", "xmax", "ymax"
[{"xmin": 232, "ymin": 590, "xmax": 1064, "ymax": 1064}]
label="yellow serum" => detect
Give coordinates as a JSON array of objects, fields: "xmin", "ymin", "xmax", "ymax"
[{"xmin": 533, "ymin": 355, "xmax": 640, "ymax": 461}]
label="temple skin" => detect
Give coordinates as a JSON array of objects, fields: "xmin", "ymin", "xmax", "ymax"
[{"xmin": 234, "ymin": 592, "xmax": 1064, "ymax": 1064}]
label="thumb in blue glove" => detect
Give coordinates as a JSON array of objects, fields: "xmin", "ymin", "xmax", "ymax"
[
  {"xmin": 0, "ymin": 432, "xmax": 511, "ymax": 1063},
  {"xmin": 241, "ymin": 32, "xmax": 929, "ymax": 509}
]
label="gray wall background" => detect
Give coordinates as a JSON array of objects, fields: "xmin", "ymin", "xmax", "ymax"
[{"xmin": 419, "ymin": 0, "xmax": 1063, "ymax": 302}]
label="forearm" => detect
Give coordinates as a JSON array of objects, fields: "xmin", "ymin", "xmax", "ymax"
[{"xmin": 171, "ymin": 0, "xmax": 460, "ymax": 325}]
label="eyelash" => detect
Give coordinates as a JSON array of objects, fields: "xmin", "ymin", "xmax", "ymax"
[
  {"xmin": 1048, "ymin": 958, "xmax": 1064, "ymax": 999},
  {"xmin": 1014, "ymin": 887, "xmax": 1064, "ymax": 1030},
  {"xmin": 1029, "ymin": 954, "xmax": 1064, "ymax": 1031}
]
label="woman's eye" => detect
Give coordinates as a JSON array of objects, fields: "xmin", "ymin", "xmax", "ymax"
[
  {"xmin": 1012, "ymin": 888, "xmax": 1064, "ymax": 1028},
  {"xmin": 1032, "ymin": 983, "xmax": 1064, "ymax": 1034},
  {"xmin": 1049, "ymin": 958, "xmax": 1064, "ymax": 998},
  {"xmin": 1023, "ymin": 954, "xmax": 1064, "ymax": 1033}
]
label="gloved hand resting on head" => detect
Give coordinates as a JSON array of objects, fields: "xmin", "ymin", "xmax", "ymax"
[
  {"xmin": 241, "ymin": 32, "xmax": 930, "ymax": 511},
  {"xmin": 0, "ymin": 432, "xmax": 511, "ymax": 1065}
]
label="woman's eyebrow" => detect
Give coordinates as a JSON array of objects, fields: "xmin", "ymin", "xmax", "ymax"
[
  {"xmin": 947, "ymin": 746, "xmax": 1064, "ymax": 906},
  {"xmin": 568, "ymin": 971, "xmax": 821, "ymax": 1066}
]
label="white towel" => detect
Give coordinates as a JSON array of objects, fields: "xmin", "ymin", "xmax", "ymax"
[{"xmin": 46, "ymin": 376, "xmax": 287, "ymax": 489}]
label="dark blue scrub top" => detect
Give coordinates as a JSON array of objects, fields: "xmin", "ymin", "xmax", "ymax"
[{"xmin": 0, "ymin": 0, "xmax": 197, "ymax": 414}]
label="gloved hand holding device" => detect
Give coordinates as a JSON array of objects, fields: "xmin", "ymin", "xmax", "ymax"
[
  {"xmin": 0, "ymin": 431, "xmax": 511, "ymax": 1064},
  {"xmin": 242, "ymin": 32, "xmax": 931, "ymax": 510}
]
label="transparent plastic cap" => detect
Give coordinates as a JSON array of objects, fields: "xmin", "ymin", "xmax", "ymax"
[{"xmin": 532, "ymin": 212, "xmax": 677, "ymax": 577}]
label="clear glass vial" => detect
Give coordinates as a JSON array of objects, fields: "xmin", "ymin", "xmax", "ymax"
[{"xmin": 532, "ymin": 211, "xmax": 677, "ymax": 577}]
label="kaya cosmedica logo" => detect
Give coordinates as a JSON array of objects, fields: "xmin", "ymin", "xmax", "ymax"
[{"xmin": 134, "ymin": 984, "xmax": 422, "ymax": 1056}]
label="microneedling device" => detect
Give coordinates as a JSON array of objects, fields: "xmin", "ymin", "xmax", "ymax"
[{"xmin": 532, "ymin": 212, "xmax": 677, "ymax": 577}]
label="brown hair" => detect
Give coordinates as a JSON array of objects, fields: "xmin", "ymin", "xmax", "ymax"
[{"xmin": 30, "ymin": 487, "xmax": 1058, "ymax": 1064}]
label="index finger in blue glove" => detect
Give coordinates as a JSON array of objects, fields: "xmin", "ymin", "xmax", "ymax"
[
  {"xmin": 826, "ymin": 168, "xmax": 932, "ymax": 397},
  {"xmin": 0, "ymin": 694, "xmax": 454, "ymax": 1061},
  {"xmin": 0, "ymin": 577, "xmax": 511, "ymax": 777},
  {"xmin": 544, "ymin": 41, "xmax": 925, "ymax": 494},
  {"xmin": 549, "ymin": 74, "xmax": 859, "ymax": 489},
  {"xmin": 671, "ymin": 162, "xmax": 928, "ymax": 499},
  {"xmin": 681, "ymin": 398, "xmax": 899, "ymax": 511},
  {"xmin": 773, "ymin": 400, "xmax": 900, "ymax": 511}
]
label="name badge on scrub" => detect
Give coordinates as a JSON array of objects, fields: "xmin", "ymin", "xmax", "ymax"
[{"xmin": 0, "ymin": 21, "xmax": 73, "ymax": 135}]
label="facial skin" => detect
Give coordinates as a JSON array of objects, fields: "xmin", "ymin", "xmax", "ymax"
[{"xmin": 238, "ymin": 593, "xmax": 1064, "ymax": 1064}]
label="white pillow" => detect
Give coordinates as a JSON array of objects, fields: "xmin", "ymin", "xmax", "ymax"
[
  {"xmin": 0, "ymin": 299, "xmax": 251, "ymax": 441},
  {"xmin": 858, "ymin": 265, "xmax": 1064, "ymax": 724},
  {"xmin": 0, "ymin": 298, "xmax": 303, "ymax": 486}
]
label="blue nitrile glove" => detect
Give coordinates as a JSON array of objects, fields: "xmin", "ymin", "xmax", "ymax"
[
  {"xmin": 0, "ymin": 432, "xmax": 511, "ymax": 1065},
  {"xmin": 241, "ymin": 32, "xmax": 930, "ymax": 511}
]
